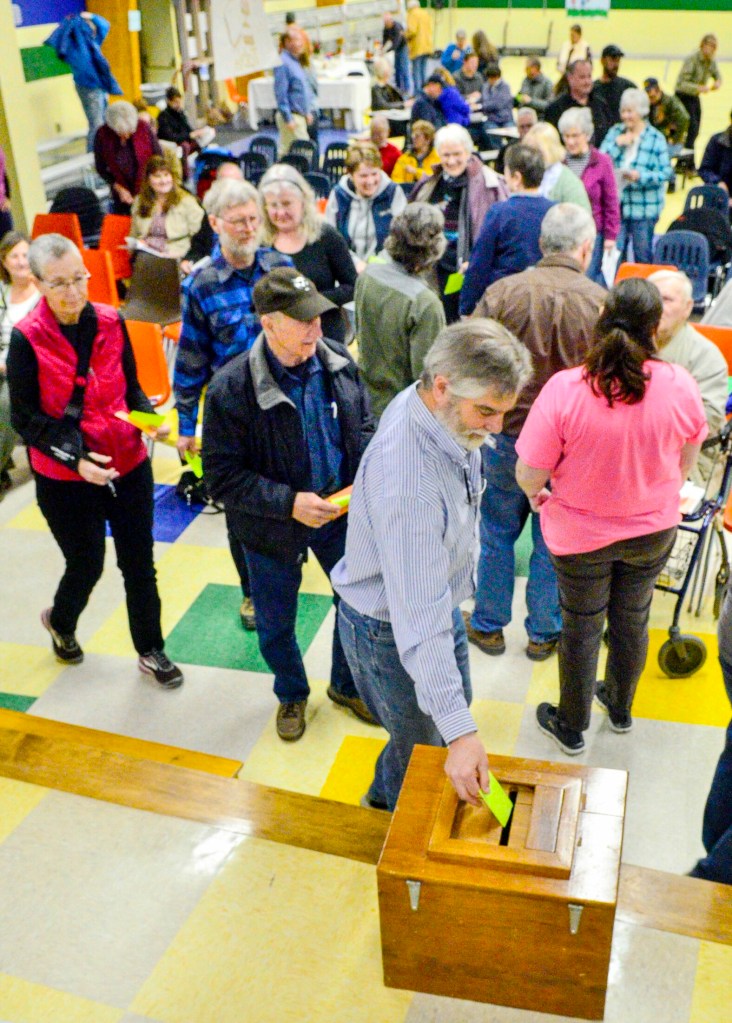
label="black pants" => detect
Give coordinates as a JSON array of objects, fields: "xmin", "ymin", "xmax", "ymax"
[
  {"xmin": 550, "ymin": 527, "xmax": 677, "ymax": 732},
  {"xmin": 35, "ymin": 459, "xmax": 164, "ymax": 654},
  {"xmin": 676, "ymin": 93, "xmax": 702, "ymax": 155},
  {"xmin": 226, "ymin": 522, "xmax": 251, "ymax": 599}
]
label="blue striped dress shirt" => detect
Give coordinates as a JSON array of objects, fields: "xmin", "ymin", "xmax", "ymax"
[{"xmin": 331, "ymin": 384, "xmax": 482, "ymax": 743}]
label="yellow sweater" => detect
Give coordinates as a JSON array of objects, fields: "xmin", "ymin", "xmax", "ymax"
[{"xmin": 391, "ymin": 147, "xmax": 440, "ymax": 184}]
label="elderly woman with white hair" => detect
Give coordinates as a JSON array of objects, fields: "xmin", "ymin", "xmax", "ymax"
[
  {"xmin": 6, "ymin": 233, "xmax": 183, "ymax": 688},
  {"xmin": 410, "ymin": 123, "xmax": 509, "ymax": 321},
  {"xmin": 558, "ymin": 105, "xmax": 620, "ymax": 285},
  {"xmin": 600, "ymin": 87, "xmax": 671, "ymax": 264},
  {"xmin": 260, "ymin": 164, "xmax": 357, "ymax": 344},
  {"xmin": 524, "ymin": 121, "xmax": 591, "ymax": 212},
  {"xmin": 94, "ymin": 100, "xmax": 161, "ymax": 214}
]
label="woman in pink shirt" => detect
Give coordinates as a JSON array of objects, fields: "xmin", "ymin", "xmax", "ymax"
[{"xmin": 515, "ymin": 278, "xmax": 707, "ymax": 755}]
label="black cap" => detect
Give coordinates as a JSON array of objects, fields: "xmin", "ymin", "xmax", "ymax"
[
  {"xmin": 253, "ymin": 268, "xmax": 336, "ymax": 322},
  {"xmin": 165, "ymin": 86, "xmax": 182, "ymax": 101},
  {"xmin": 644, "ymin": 77, "xmax": 660, "ymax": 90},
  {"xmin": 602, "ymin": 44, "xmax": 624, "ymax": 59},
  {"xmin": 425, "ymin": 73, "xmax": 444, "ymax": 86}
]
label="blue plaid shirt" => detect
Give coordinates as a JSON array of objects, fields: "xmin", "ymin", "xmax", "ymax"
[
  {"xmin": 174, "ymin": 248, "xmax": 291, "ymax": 436},
  {"xmin": 600, "ymin": 123, "xmax": 671, "ymax": 222}
]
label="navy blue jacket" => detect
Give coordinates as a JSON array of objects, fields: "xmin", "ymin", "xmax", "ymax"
[
  {"xmin": 203, "ymin": 334, "xmax": 376, "ymax": 565},
  {"xmin": 700, "ymin": 130, "xmax": 732, "ymax": 192}
]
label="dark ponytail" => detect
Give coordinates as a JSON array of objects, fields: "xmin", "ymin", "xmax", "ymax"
[{"xmin": 583, "ymin": 278, "xmax": 662, "ymax": 406}]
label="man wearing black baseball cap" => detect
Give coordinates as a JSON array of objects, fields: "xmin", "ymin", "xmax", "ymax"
[
  {"xmin": 202, "ymin": 267, "xmax": 377, "ymax": 741},
  {"xmin": 594, "ymin": 44, "xmax": 636, "ymax": 125},
  {"xmin": 645, "ymin": 77, "xmax": 690, "ymax": 147}
]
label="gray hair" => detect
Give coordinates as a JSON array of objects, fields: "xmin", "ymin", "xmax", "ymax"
[
  {"xmin": 620, "ymin": 87, "xmax": 650, "ymax": 118},
  {"xmin": 203, "ymin": 178, "xmax": 261, "ymax": 219},
  {"xmin": 648, "ymin": 269, "xmax": 693, "ymax": 302},
  {"xmin": 540, "ymin": 202, "xmax": 596, "ymax": 255},
  {"xmin": 384, "ymin": 202, "xmax": 446, "ymax": 274},
  {"xmin": 456, "ymin": 28, "xmax": 467, "ymax": 40},
  {"xmin": 370, "ymin": 112, "xmax": 390, "ymax": 132},
  {"xmin": 421, "ymin": 319, "xmax": 533, "ymax": 399},
  {"xmin": 558, "ymin": 105, "xmax": 594, "ymax": 138},
  {"xmin": 105, "ymin": 100, "xmax": 139, "ymax": 136},
  {"xmin": 372, "ymin": 57, "xmax": 392, "ymax": 82},
  {"xmin": 28, "ymin": 233, "xmax": 81, "ymax": 279},
  {"xmin": 516, "ymin": 106, "xmax": 538, "ymax": 126},
  {"xmin": 434, "ymin": 123, "xmax": 474, "ymax": 156},
  {"xmin": 259, "ymin": 163, "xmax": 321, "ymax": 245}
]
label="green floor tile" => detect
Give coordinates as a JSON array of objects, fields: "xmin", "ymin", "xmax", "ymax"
[
  {"xmin": 515, "ymin": 517, "xmax": 533, "ymax": 578},
  {"xmin": 0, "ymin": 693, "xmax": 36, "ymax": 712},
  {"xmin": 165, "ymin": 583, "xmax": 334, "ymax": 672}
]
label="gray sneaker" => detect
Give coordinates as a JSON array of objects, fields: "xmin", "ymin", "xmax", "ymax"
[
  {"xmin": 41, "ymin": 608, "xmax": 83, "ymax": 665},
  {"xmin": 594, "ymin": 683, "xmax": 633, "ymax": 733},
  {"xmin": 138, "ymin": 650, "xmax": 184, "ymax": 689}
]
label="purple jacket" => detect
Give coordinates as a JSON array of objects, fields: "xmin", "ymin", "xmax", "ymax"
[{"xmin": 574, "ymin": 147, "xmax": 620, "ymax": 242}]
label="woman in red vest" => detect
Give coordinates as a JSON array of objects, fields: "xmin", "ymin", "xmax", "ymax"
[
  {"xmin": 93, "ymin": 100, "xmax": 161, "ymax": 214},
  {"xmin": 6, "ymin": 234, "xmax": 183, "ymax": 688}
]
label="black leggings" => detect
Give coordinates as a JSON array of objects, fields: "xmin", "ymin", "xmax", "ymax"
[{"xmin": 35, "ymin": 459, "xmax": 164, "ymax": 654}]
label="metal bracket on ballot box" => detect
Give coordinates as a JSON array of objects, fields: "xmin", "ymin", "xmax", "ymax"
[
  {"xmin": 568, "ymin": 903, "xmax": 584, "ymax": 935},
  {"xmin": 406, "ymin": 879, "xmax": 421, "ymax": 911}
]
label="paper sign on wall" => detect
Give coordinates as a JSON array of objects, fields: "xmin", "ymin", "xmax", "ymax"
[
  {"xmin": 209, "ymin": 0, "xmax": 279, "ymax": 79},
  {"xmin": 565, "ymin": 0, "xmax": 610, "ymax": 16}
]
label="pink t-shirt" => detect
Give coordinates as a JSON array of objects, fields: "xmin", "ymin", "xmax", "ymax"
[{"xmin": 515, "ymin": 360, "xmax": 708, "ymax": 555}]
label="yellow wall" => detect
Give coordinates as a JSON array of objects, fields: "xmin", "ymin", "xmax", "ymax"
[{"xmin": 16, "ymin": 24, "xmax": 88, "ymax": 145}]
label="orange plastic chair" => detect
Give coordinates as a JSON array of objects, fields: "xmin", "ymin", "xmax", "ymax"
[
  {"xmin": 81, "ymin": 248, "xmax": 119, "ymax": 307},
  {"xmin": 614, "ymin": 262, "xmax": 677, "ymax": 282},
  {"xmin": 695, "ymin": 324, "xmax": 732, "ymax": 375},
  {"xmin": 125, "ymin": 320, "xmax": 171, "ymax": 407},
  {"xmin": 31, "ymin": 212, "xmax": 84, "ymax": 250},
  {"xmin": 225, "ymin": 78, "xmax": 247, "ymax": 105},
  {"xmin": 99, "ymin": 214, "xmax": 133, "ymax": 280},
  {"xmin": 162, "ymin": 319, "xmax": 183, "ymax": 370}
]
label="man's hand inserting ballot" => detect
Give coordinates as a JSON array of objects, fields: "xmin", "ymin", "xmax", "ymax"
[{"xmin": 445, "ymin": 732, "xmax": 490, "ymax": 806}]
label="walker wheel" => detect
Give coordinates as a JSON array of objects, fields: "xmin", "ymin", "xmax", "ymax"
[{"xmin": 657, "ymin": 636, "xmax": 707, "ymax": 678}]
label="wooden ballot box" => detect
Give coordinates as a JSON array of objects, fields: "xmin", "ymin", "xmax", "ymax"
[{"xmin": 377, "ymin": 746, "xmax": 628, "ymax": 1020}]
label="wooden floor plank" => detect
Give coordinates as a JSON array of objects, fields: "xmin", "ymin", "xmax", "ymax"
[
  {"xmin": 0, "ymin": 727, "xmax": 390, "ymax": 865},
  {"xmin": 0, "ymin": 709, "xmax": 242, "ymax": 778},
  {"xmin": 618, "ymin": 863, "xmax": 732, "ymax": 945},
  {"xmin": 0, "ymin": 724, "xmax": 728, "ymax": 946}
]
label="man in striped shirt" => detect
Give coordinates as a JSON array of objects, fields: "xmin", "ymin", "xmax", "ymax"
[{"xmin": 332, "ymin": 321, "xmax": 532, "ymax": 811}]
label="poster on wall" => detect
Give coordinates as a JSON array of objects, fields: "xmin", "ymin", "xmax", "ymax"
[
  {"xmin": 14, "ymin": 0, "xmax": 83, "ymax": 28},
  {"xmin": 209, "ymin": 0, "xmax": 279, "ymax": 79},
  {"xmin": 565, "ymin": 0, "xmax": 610, "ymax": 16}
]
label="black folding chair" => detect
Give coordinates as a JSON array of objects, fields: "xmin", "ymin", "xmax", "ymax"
[
  {"xmin": 240, "ymin": 151, "xmax": 268, "ymax": 185},
  {"xmin": 289, "ymin": 139, "xmax": 318, "ymax": 171},
  {"xmin": 304, "ymin": 171, "xmax": 331, "ymax": 199},
  {"xmin": 248, "ymin": 135, "xmax": 277, "ymax": 167},
  {"xmin": 279, "ymin": 153, "xmax": 310, "ymax": 175}
]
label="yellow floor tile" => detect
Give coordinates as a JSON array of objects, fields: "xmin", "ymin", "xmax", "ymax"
[
  {"xmin": 0, "ymin": 973, "xmax": 123, "ymax": 1023},
  {"xmin": 0, "ymin": 778, "xmax": 47, "ymax": 845},
  {"xmin": 131, "ymin": 838, "xmax": 412, "ymax": 1023},
  {"xmin": 0, "ymin": 643, "xmax": 64, "ymax": 698},
  {"xmin": 689, "ymin": 941, "xmax": 732, "ymax": 1023},
  {"xmin": 320, "ymin": 735, "xmax": 386, "ymax": 804},
  {"xmin": 86, "ymin": 544, "xmax": 240, "ymax": 656},
  {"xmin": 472, "ymin": 698, "xmax": 525, "ymax": 755},
  {"xmin": 6, "ymin": 503, "xmax": 48, "ymax": 532},
  {"xmin": 240, "ymin": 678, "xmax": 389, "ymax": 796},
  {"xmin": 633, "ymin": 629, "xmax": 729, "ymax": 727},
  {"xmin": 300, "ymin": 554, "xmax": 334, "ymax": 595}
]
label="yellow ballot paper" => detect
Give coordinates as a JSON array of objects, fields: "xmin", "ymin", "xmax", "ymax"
[
  {"xmin": 129, "ymin": 410, "xmax": 165, "ymax": 428},
  {"xmin": 444, "ymin": 272, "xmax": 464, "ymax": 296},
  {"xmin": 185, "ymin": 451, "xmax": 203, "ymax": 478},
  {"xmin": 480, "ymin": 773, "xmax": 513, "ymax": 828}
]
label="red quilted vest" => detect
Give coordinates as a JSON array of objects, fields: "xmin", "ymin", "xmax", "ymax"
[{"xmin": 21, "ymin": 299, "xmax": 147, "ymax": 482}]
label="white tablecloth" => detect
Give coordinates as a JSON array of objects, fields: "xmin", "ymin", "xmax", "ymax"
[{"xmin": 248, "ymin": 72, "xmax": 371, "ymax": 131}]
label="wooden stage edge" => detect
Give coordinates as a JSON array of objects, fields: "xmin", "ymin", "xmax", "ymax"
[{"xmin": 0, "ymin": 724, "xmax": 729, "ymax": 945}]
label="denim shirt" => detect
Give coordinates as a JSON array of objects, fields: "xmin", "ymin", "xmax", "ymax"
[{"xmin": 264, "ymin": 342, "xmax": 344, "ymax": 495}]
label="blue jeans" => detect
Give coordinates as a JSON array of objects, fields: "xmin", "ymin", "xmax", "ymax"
[
  {"xmin": 473, "ymin": 433, "xmax": 562, "ymax": 643},
  {"xmin": 244, "ymin": 516, "xmax": 357, "ymax": 704},
  {"xmin": 587, "ymin": 233, "xmax": 609, "ymax": 288},
  {"xmin": 691, "ymin": 655, "xmax": 732, "ymax": 884},
  {"xmin": 76, "ymin": 85, "xmax": 107, "ymax": 152},
  {"xmin": 394, "ymin": 47, "xmax": 413, "ymax": 96},
  {"xmin": 616, "ymin": 217, "xmax": 657, "ymax": 265},
  {"xmin": 338, "ymin": 602, "xmax": 471, "ymax": 810},
  {"xmin": 412, "ymin": 55, "xmax": 429, "ymax": 93}
]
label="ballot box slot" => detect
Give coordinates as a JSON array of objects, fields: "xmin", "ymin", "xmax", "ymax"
[{"xmin": 498, "ymin": 789, "xmax": 519, "ymax": 847}]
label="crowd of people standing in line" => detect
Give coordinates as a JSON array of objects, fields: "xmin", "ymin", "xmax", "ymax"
[{"xmin": 0, "ymin": 16, "xmax": 730, "ymax": 884}]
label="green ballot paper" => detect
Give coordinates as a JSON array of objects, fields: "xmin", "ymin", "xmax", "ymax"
[
  {"xmin": 128, "ymin": 410, "xmax": 165, "ymax": 427},
  {"xmin": 330, "ymin": 494, "xmax": 351, "ymax": 509},
  {"xmin": 444, "ymin": 272, "xmax": 464, "ymax": 296},
  {"xmin": 185, "ymin": 451, "xmax": 203, "ymax": 478},
  {"xmin": 480, "ymin": 773, "xmax": 513, "ymax": 827}
]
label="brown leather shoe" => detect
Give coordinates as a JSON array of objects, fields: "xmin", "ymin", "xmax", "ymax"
[
  {"xmin": 526, "ymin": 637, "xmax": 560, "ymax": 662},
  {"xmin": 276, "ymin": 700, "xmax": 307, "ymax": 741},
  {"xmin": 461, "ymin": 610, "xmax": 505, "ymax": 655},
  {"xmin": 327, "ymin": 685, "xmax": 378, "ymax": 725}
]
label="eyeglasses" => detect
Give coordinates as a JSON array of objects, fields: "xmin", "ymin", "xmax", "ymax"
[
  {"xmin": 220, "ymin": 216, "xmax": 259, "ymax": 231},
  {"xmin": 41, "ymin": 272, "xmax": 91, "ymax": 292},
  {"xmin": 463, "ymin": 466, "xmax": 488, "ymax": 506}
]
